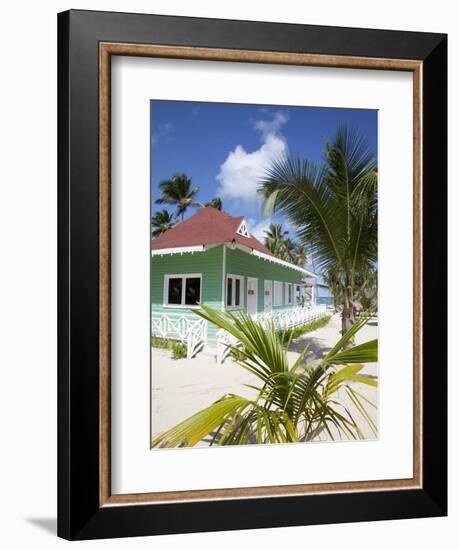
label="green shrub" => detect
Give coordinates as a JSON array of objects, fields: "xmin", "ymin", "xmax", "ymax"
[
  {"xmin": 170, "ymin": 341, "xmax": 187, "ymax": 360},
  {"xmin": 282, "ymin": 315, "xmax": 331, "ymax": 342},
  {"xmin": 151, "ymin": 336, "xmax": 170, "ymax": 349},
  {"xmin": 152, "ymin": 336, "xmax": 188, "ymax": 359}
]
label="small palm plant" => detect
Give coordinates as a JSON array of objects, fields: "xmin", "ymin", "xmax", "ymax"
[{"xmin": 152, "ymin": 305, "xmax": 377, "ymax": 448}]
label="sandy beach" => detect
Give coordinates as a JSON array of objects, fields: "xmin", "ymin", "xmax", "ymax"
[{"xmin": 151, "ymin": 313, "xmax": 378, "ymax": 443}]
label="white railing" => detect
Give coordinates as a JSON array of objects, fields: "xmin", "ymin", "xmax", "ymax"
[
  {"xmin": 187, "ymin": 318, "xmax": 207, "ymax": 359},
  {"xmin": 257, "ymin": 304, "xmax": 327, "ymax": 332},
  {"xmin": 152, "ymin": 305, "xmax": 328, "ymax": 363},
  {"xmin": 151, "ymin": 313, "xmax": 207, "ymax": 359},
  {"xmin": 216, "ymin": 329, "xmax": 239, "ymax": 365},
  {"xmin": 216, "ymin": 305, "xmax": 327, "ymax": 365},
  {"xmin": 151, "ymin": 314, "xmax": 194, "ymax": 342}
]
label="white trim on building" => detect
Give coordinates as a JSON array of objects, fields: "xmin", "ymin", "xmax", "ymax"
[
  {"xmin": 252, "ymin": 249, "xmax": 317, "ymax": 277},
  {"xmin": 152, "ymin": 245, "xmax": 205, "ymax": 256}
]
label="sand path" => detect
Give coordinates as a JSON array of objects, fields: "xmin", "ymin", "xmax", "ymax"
[{"xmin": 151, "ymin": 313, "xmax": 378, "ymax": 442}]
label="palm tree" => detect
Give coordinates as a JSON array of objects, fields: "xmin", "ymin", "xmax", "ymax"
[
  {"xmin": 283, "ymin": 238, "xmax": 296, "ymax": 263},
  {"xmin": 259, "ymin": 126, "xmax": 377, "ymax": 338},
  {"xmin": 354, "ymin": 265, "xmax": 378, "ymax": 312},
  {"xmin": 205, "ymin": 197, "xmax": 223, "ymax": 210},
  {"xmin": 264, "ymin": 224, "xmax": 307, "ymax": 265},
  {"xmin": 155, "ymin": 173, "xmax": 201, "ymax": 220},
  {"xmin": 152, "ymin": 304, "xmax": 377, "ymax": 447},
  {"xmin": 323, "ymin": 266, "xmax": 343, "ymax": 310},
  {"xmin": 151, "ymin": 209, "xmax": 175, "ymax": 237},
  {"xmin": 293, "ymin": 243, "xmax": 308, "ymax": 267},
  {"xmin": 264, "ymin": 223, "xmax": 289, "ymax": 257}
]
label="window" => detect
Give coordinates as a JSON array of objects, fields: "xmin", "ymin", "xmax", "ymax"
[
  {"xmin": 167, "ymin": 277, "xmax": 182, "ymax": 305},
  {"xmin": 226, "ymin": 274, "xmax": 244, "ymax": 308},
  {"xmin": 226, "ymin": 278, "xmax": 232, "ymax": 307},
  {"xmin": 235, "ymin": 279, "xmax": 241, "ymax": 306},
  {"xmin": 185, "ymin": 277, "xmax": 201, "ymax": 305},
  {"xmin": 273, "ymin": 281, "xmax": 283, "ymax": 306},
  {"xmin": 164, "ymin": 274, "xmax": 201, "ymax": 307},
  {"xmin": 236, "ymin": 219, "xmax": 250, "ymax": 238},
  {"xmin": 285, "ymin": 282, "xmax": 293, "ymax": 305}
]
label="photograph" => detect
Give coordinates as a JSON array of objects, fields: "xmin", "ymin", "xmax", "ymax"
[
  {"xmin": 0, "ymin": 1, "xmax": 451, "ymax": 545},
  {"xmin": 150, "ymin": 100, "xmax": 379, "ymax": 448}
]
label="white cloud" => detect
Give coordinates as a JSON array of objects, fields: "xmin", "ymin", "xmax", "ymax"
[
  {"xmin": 216, "ymin": 134, "xmax": 286, "ymax": 201},
  {"xmin": 216, "ymin": 111, "xmax": 288, "ymax": 211},
  {"xmin": 249, "ymin": 217, "xmax": 273, "ymax": 242},
  {"xmin": 152, "ymin": 122, "xmax": 174, "ymax": 146},
  {"xmin": 253, "ymin": 111, "xmax": 289, "ymax": 139}
]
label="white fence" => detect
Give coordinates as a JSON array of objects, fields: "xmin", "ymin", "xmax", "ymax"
[
  {"xmin": 216, "ymin": 329, "xmax": 240, "ymax": 365},
  {"xmin": 186, "ymin": 319, "xmax": 207, "ymax": 359},
  {"xmin": 257, "ymin": 304, "xmax": 327, "ymax": 332},
  {"xmin": 151, "ymin": 314, "xmax": 207, "ymax": 359},
  {"xmin": 216, "ymin": 305, "xmax": 327, "ymax": 365},
  {"xmin": 152, "ymin": 305, "xmax": 327, "ymax": 363}
]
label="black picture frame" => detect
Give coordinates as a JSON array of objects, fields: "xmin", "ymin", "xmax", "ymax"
[{"xmin": 58, "ymin": 9, "xmax": 447, "ymax": 540}]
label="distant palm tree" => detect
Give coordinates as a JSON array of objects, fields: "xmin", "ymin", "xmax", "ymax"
[
  {"xmin": 260, "ymin": 126, "xmax": 377, "ymax": 338},
  {"xmin": 205, "ymin": 197, "xmax": 223, "ymax": 210},
  {"xmin": 293, "ymin": 243, "xmax": 308, "ymax": 267},
  {"xmin": 264, "ymin": 223, "xmax": 289, "ymax": 257},
  {"xmin": 264, "ymin": 224, "xmax": 306, "ymax": 265},
  {"xmin": 283, "ymin": 238, "xmax": 296, "ymax": 263},
  {"xmin": 151, "ymin": 209, "xmax": 175, "ymax": 237},
  {"xmin": 323, "ymin": 266, "xmax": 343, "ymax": 310},
  {"xmin": 155, "ymin": 173, "xmax": 201, "ymax": 220}
]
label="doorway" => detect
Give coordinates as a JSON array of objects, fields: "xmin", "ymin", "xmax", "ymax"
[
  {"xmin": 264, "ymin": 279, "xmax": 272, "ymax": 313},
  {"xmin": 247, "ymin": 277, "xmax": 258, "ymax": 316}
]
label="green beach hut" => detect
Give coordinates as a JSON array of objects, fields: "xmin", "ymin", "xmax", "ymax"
[{"xmin": 151, "ymin": 207, "xmax": 320, "ymax": 358}]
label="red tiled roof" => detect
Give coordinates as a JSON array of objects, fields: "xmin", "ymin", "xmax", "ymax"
[{"xmin": 151, "ymin": 206, "xmax": 274, "ymax": 256}]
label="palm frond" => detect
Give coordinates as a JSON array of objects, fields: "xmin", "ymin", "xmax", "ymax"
[
  {"xmin": 152, "ymin": 306, "xmax": 378, "ymax": 447},
  {"xmin": 259, "ymin": 156, "xmax": 347, "ymax": 272}
]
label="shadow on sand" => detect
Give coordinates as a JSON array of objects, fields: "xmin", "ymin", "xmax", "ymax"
[{"xmin": 288, "ymin": 336, "xmax": 331, "ymax": 362}]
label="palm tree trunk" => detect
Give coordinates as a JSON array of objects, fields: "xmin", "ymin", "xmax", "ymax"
[{"xmin": 341, "ymin": 274, "xmax": 355, "ymax": 346}]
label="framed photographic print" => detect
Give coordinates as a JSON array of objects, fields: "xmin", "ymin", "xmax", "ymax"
[{"xmin": 58, "ymin": 9, "xmax": 447, "ymax": 540}]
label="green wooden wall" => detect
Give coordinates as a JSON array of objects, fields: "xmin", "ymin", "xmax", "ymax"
[
  {"xmin": 225, "ymin": 247, "xmax": 302, "ymax": 315},
  {"xmin": 151, "ymin": 245, "xmax": 223, "ymax": 340},
  {"xmin": 151, "ymin": 245, "xmax": 303, "ymax": 343}
]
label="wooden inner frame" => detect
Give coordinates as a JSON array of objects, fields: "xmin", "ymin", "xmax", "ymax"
[{"xmin": 99, "ymin": 43, "xmax": 423, "ymax": 507}]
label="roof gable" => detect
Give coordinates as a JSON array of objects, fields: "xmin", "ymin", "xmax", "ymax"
[
  {"xmin": 236, "ymin": 219, "xmax": 250, "ymax": 238},
  {"xmin": 151, "ymin": 207, "xmax": 273, "ymax": 256}
]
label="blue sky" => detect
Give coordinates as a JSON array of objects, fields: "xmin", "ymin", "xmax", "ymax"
[{"xmin": 150, "ymin": 100, "xmax": 377, "ymax": 292}]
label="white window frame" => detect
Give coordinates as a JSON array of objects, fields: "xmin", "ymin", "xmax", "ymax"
[
  {"xmin": 273, "ymin": 281, "xmax": 283, "ymax": 307},
  {"xmin": 226, "ymin": 273, "xmax": 244, "ymax": 309},
  {"xmin": 163, "ymin": 273, "xmax": 202, "ymax": 308},
  {"xmin": 236, "ymin": 219, "xmax": 250, "ymax": 238},
  {"xmin": 285, "ymin": 282, "xmax": 293, "ymax": 305}
]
